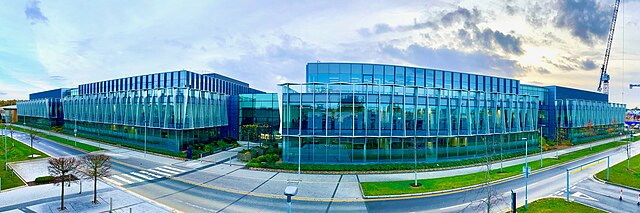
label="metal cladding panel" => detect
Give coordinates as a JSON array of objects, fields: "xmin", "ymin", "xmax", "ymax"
[
  {"xmin": 29, "ymin": 88, "xmax": 68, "ymax": 100},
  {"xmin": 549, "ymin": 86, "xmax": 608, "ymax": 102}
]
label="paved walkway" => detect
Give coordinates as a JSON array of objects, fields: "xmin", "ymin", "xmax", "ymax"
[
  {"xmin": 0, "ymin": 178, "xmax": 170, "ymax": 212},
  {"xmin": 14, "ymin": 125, "xmax": 636, "ymax": 200}
]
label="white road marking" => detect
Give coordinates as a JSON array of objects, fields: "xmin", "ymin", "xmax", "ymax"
[
  {"xmin": 103, "ymin": 177, "xmax": 123, "ymax": 186},
  {"xmin": 148, "ymin": 169, "xmax": 172, "ymax": 176},
  {"xmin": 121, "ymin": 174, "xmax": 144, "ymax": 182},
  {"xmin": 139, "ymin": 170, "xmax": 163, "ymax": 178},
  {"xmin": 162, "ymin": 166, "xmax": 186, "ymax": 173},
  {"xmin": 112, "ymin": 175, "xmax": 134, "ymax": 184},
  {"xmin": 130, "ymin": 172, "xmax": 154, "ymax": 180},
  {"xmin": 572, "ymin": 191, "xmax": 598, "ymax": 201},
  {"xmin": 155, "ymin": 167, "xmax": 180, "ymax": 174}
]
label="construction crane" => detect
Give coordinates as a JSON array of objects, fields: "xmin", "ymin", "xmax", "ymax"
[{"xmin": 597, "ymin": 0, "xmax": 621, "ymax": 95}]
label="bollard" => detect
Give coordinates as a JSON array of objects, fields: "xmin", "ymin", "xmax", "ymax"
[
  {"xmin": 110, "ymin": 197, "xmax": 113, "ymax": 212},
  {"xmin": 619, "ymin": 189, "xmax": 623, "ymax": 201},
  {"xmin": 130, "ymin": 207, "xmax": 132, "ymax": 213},
  {"xmin": 511, "ymin": 190, "xmax": 516, "ymax": 213}
]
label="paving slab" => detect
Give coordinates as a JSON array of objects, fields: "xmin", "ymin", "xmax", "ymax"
[
  {"xmin": 333, "ymin": 175, "xmax": 362, "ymax": 199},
  {"xmin": 10, "ymin": 158, "xmax": 51, "ymax": 182}
]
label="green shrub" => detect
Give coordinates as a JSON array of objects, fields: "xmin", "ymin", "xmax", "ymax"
[
  {"xmin": 265, "ymin": 147, "xmax": 282, "ymax": 156},
  {"xmin": 34, "ymin": 176, "xmax": 55, "ymax": 184}
]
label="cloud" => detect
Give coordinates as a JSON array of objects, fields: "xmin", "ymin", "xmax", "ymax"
[
  {"xmin": 24, "ymin": 0, "xmax": 48, "ymax": 25},
  {"xmin": 526, "ymin": 2, "xmax": 551, "ymax": 27},
  {"xmin": 543, "ymin": 56, "xmax": 599, "ymax": 72},
  {"xmin": 379, "ymin": 43, "xmax": 526, "ymax": 77},
  {"xmin": 49, "ymin": 75, "xmax": 66, "ymax": 81},
  {"xmin": 553, "ymin": 0, "xmax": 612, "ymax": 44},
  {"xmin": 0, "ymin": 91, "xmax": 7, "ymax": 96},
  {"xmin": 457, "ymin": 27, "xmax": 524, "ymax": 55},
  {"xmin": 207, "ymin": 34, "xmax": 321, "ymax": 91},
  {"xmin": 581, "ymin": 59, "xmax": 598, "ymax": 70},
  {"xmin": 359, "ymin": 7, "xmax": 482, "ymax": 36}
]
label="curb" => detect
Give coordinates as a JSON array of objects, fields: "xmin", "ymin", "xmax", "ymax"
[
  {"xmin": 362, "ymin": 142, "xmax": 631, "ymax": 199},
  {"xmin": 248, "ymin": 135, "xmax": 629, "ymax": 175},
  {"xmin": 592, "ymin": 170, "xmax": 640, "ymax": 192}
]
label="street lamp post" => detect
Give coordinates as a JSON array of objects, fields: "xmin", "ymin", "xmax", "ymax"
[
  {"xmin": 539, "ymin": 125, "xmax": 545, "ymax": 168},
  {"xmin": 3, "ymin": 121, "xmax": 7, "ymax": 171},
  {"xmin": 523, "ymin": 136, "xmax": 529, "ymax": 209}
]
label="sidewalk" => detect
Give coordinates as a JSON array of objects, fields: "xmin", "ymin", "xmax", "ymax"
[{"xmin": 0, "ymin": 179, "xmax": 170, "ymax": 213}]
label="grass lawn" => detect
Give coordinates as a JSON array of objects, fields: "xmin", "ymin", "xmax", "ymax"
[
  {"xmin": 361, "ymin": 142, "xmax": 627, "ymax": 196},
  {"xmin": 0, "ymin": 137, "xmax": 49, "ymax": 190},
  {"xmin": 595, "ymin": 149, "xmax": 640, "ymax": 189},
  {"xmin": 11, "ymin": 125, "xmax": 102, "ymax": 152},
  {"xmin": 516, "ymin": 198, "xmax": 604, "ymax": 212}
]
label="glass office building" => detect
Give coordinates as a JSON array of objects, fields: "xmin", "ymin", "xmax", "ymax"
[
  {"xmin": 18, "ymin": 70, "xmax": 263, "ymax": 153},
  {"xmin": 17, "ymin": 88, "xmax": 69, "ymax": 129},
  {"xmin": 61, "ymin": 71, "xmax": 234, "ymax": 152},
  {"xmin": 281, "ymin": 63, "xmax": 540, "ymax": 164},
  {"xmin": 555, "ymin": 99, "xmax": 625, "ymax": 143},
  {"xmin": 238, "ymin": 93, "xmax": 280, "ymax": 142}
]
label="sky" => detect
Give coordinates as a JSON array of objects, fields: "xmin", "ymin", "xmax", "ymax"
[{"xmin": 1, "ymin": 0, "xmax": 639, "ymax": 107}]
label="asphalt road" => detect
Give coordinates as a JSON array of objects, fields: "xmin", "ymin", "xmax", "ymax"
[
  {"xmin": 11, "ymin": 131, "xmax": 85, "ymax": 157},
  {"xmin": 10, "ymin": 129, "xmax": 640, "ymax": 212},
  {"xmin": 363, "ymin": 142, "xmax": 640, "ymax": 213}
]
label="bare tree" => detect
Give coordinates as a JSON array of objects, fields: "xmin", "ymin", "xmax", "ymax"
[
  {"xmin": 80, "ymin": 154, "xmax": 111, "ymax": 204},
  {"xmin": 29, "ymin": 128, "xmax": 38, "ymax": 158},
  {"xmin": 48, "ymin": 157, "xmax": 80, "ymax": 211},
  {"xmin": 464, "ymin": 136, "xmax": 506, "ymax": 213}
]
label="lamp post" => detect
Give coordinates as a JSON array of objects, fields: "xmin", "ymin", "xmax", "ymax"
[
  {"xmin": 74, "ymin": 116, "xmax": 77, "ymax": 147},
  {"xmin": 539, "ymin": 125, "xmax": 545, "ymax": 168},
  {"xmin": 523, "ymin": 136, "xmax": 529, "ymax": 209},
  {"xmin": 3, "ymin": 120, "xmax": 7, "ymax": 171}
]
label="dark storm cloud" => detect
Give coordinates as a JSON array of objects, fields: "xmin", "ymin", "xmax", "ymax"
[
  {"xmin": 24, "ymin": 0, "xmax": 48, "ymax": 25},
  {"xmin": 553, "ymin": 0, "xmax": 612, "ymax": 45}
]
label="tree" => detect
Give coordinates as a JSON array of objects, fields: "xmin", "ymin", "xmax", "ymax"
[
  {"xmin": 465, "ymin": 136, "xmax": 506, "ymax": 213},
  {"xmin": 80, "ymin": 154, "xmax": 111, "ymax": 204},
  {"xmin": 583, "ymin": 122, "xmax": 596, "ymax": 150},
  {"xmin": 29, "ymin": 127, "xmax": 38, "ymax": 158},
  {"xmin": 48, "ymin": 157, "xmax": 80, "ymax": 211}
]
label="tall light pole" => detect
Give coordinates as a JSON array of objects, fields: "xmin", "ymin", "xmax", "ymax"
[
  {"xmin": 74, "ymin": 115, "xmax": 77, "ymax": 147},
  {"xmin": 523, "ymin": 136, "xmax": 529, "ymax": 209},
  {"xmin": 3, "ymin": 120, "xmax": 7, "ymax": 171},
  {"xmin": 539, "ymin": 125, "xmax": 545, "ymax": 168}
]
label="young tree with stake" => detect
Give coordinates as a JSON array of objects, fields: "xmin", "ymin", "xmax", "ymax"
[
  {"xmin": 48, "ymin": 157, "xmax": 80, "ymax": 211},
  {"xmin": 81, "ymin": 154, "xmax": 111, "ymax": 204}
]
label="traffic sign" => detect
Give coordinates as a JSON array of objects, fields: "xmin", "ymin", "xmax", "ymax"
[{"xmin": 522, "ymin": 166, "xmax": 531, "ymax": 178}]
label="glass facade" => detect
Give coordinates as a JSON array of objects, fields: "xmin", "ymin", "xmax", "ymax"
[
  {"xmin": 62, "ymin": 87, "xmax": 227, "ymax": 152},
  {"xmin": 17, "ymin": 98, "xmax": 64, "ymax": 129},
  {"xmin": 239, "ymin": 93, "xmax": 280, "ymax": 142},
  {"xmin": 306, "ymin": 63, "xmax": 520, "ymax": 93},
  {"xmin": 520, "ymin": 85, "xmax": 550, "ymax": 135},
  {"xmin": 555, "ymin": 99, "xmax": 625, "ymax": 144},
  {"xmin": 281, "ymin": 81, "xmax": 539, "ymax": 164}
]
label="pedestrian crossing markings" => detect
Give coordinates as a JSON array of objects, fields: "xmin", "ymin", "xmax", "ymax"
[{"xmin": 104, "ymin": 165, "xmax": 188, "ymax": 186}]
